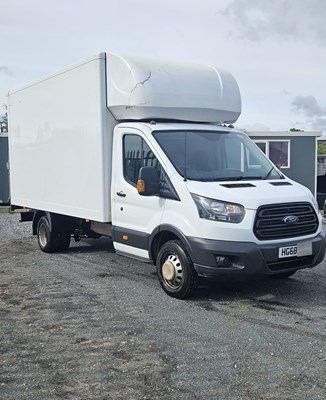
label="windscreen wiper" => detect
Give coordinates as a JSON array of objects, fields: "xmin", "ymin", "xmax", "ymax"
[
  {"xmin": 193, "ymin": 176, "xmax": 263, "ymax": 182},
  {"xmin": 216, "ymin": 175, "xmax": 263, "ymax": 181},
  {"xmin": 263, "ymin": 167, "xmax": 275, "ymax": 180}
]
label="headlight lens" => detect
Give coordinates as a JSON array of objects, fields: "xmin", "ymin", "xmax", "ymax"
[
  {"xmin": 311, "ymin": 195, "xmax": 319, "ymax": 212},
  {"xmin": 191, "ymin": 194, "xmax": 245, "ymax": 223}
]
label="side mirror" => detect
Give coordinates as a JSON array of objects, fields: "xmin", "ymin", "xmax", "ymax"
[{"xmin": 137, "ymin": 166, "xmax": 159, "ymax": 196}]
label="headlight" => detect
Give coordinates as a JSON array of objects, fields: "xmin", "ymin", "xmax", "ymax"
[
  {"xmin": 191, "ymin": 194, "xmax": 245, "ymax": 223},
  {"xmin": 311, "ymin": 195, "xmax": 319, "ymax": 212}
]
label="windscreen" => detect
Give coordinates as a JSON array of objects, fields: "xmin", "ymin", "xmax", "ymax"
[{"xmin": 153, "ymin": 130, "xmax": 282, "ymax": 181}]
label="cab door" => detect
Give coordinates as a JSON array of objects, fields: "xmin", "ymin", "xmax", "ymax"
[{"xmin": 111, "ymin": 128, "xmax": 165, "ymax": 260}]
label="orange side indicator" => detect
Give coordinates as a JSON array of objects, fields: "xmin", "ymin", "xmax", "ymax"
[
  {"xmin": 137, "ymin": 179, "xmax": 145, "ymax": 194},
  {"xmin": 122, "ymin": 235, "xmax": 129, "ymax": 241}
]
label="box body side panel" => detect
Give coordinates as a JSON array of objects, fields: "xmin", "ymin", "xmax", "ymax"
[{"xmin": 8, "ymin": 55, "xmax": 114, "ymax": 222}]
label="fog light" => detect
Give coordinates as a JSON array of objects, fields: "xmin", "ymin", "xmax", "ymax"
[
  {"xmin": 215, "ymin": 256, "xmax": 245, "ymax": 269},
  {"xmin": 215, "ymin": 256, "xmax": 232, "ymax": 267}
]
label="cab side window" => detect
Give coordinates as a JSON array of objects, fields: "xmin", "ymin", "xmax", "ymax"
[{"xmin": 123, "ymin": 134, "xmax": 161, "ymax": 186}]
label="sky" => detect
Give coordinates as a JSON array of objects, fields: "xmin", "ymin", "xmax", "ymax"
[{"xmin": 1, "ymin": 0, "xmax": 326, "ymax": 132}]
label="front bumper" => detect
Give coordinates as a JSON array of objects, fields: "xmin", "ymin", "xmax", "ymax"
[{"xmin": 188, "ymin": 231, "xmax": 326, "ymax": 278}]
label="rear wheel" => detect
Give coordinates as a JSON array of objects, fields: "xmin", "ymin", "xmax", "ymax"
[
  {"xmin": 37, "ymin": 216, "xmax": 70, "ymax": 253},
  {"xmin": 56, "ymin": 232, "xmax": 71, "ymax": 251},
  {"xmin": 37, "ymin": 216, "xmax": 57, "ymax": 253},
  {"xmin": 156, "ymin": 240, "xmax": 198, "ymax": 299}
]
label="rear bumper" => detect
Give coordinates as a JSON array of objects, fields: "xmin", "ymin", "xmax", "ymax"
[{"xmin": 188, "ymin": 231, "xmax": 326, "ymax": 278}]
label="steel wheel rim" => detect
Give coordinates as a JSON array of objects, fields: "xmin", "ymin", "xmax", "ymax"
[
  {"xmin": 39, "ymin": 223, "xmax": 48, "ymax": 248},
  {"xmin": 162, "ymin": 254, "xmax": 183, "ymax": 289}
]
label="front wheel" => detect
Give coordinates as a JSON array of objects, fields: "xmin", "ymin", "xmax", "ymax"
[{"xmin": 156, "ymin": 240, "xmax": 198, "ymax": 299}]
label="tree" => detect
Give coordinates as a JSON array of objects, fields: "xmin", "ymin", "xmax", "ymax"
[
  {"xmin": 0, "ymin": 104, "xmax": 8, "ymax": 132},
  {"xmin": 289, "ymin": 128, "xmax": 304, "ymax": 132},
  {"xmin": 318, "ymin": 143, "xmax": 326, "ymax": 155}
]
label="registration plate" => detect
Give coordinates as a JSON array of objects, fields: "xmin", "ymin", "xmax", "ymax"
[
  {"xmin": 278, "ymin": 242, "xmax": 312, "ymax": 259},
  {"xmin": 279, "ymin": 245, "xmax": 297, "ymax": 258}
]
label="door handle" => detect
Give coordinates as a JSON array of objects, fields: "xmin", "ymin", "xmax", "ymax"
[{"xmin": 116, "ymin": 191, "xmax": 126, "ymax": 197}]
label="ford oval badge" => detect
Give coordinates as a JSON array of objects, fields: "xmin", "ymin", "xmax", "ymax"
[{"xmin": 283, "ymin": 215, "xmax": 299, "ymax": 224}]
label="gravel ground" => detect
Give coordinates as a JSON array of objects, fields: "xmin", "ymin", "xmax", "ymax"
[{"xmin": 1, "ymin": 212, "xmax": 326, "ymax": 400}]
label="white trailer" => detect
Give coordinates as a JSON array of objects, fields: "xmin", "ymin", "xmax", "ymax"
[{"xmin": 8, "ymin": 53, "xmax": 326, "ymax": 298}]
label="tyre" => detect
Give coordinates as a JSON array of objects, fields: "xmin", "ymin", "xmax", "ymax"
[
  {"xmin": 37, "ymin": 216, "xmax": 70, "ymax": 253},
  {"xmin": 37, "ymin": 216, "xmax": 58, "ymax": 253},
  {"xmin": 156, "ymin": 240, "xmax": 198, "ymax": 299},
  {"xmin": 56, "ymin": 232, "xmax": 71, "ymax": 251}
]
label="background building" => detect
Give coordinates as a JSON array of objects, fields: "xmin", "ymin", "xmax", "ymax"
[{"xmin": 248, "ymin": 131, "xmax": 320, "ymax": 199}]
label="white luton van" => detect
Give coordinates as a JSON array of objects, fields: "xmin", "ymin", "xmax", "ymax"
[{"xmin": 8, "ymin": 53, "xmax": 326, "ymax": 298}]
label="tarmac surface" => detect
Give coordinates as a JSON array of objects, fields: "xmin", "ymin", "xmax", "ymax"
[{"xmin": 1, "ymin": 212, "xmax": 326, "ymax": 400}]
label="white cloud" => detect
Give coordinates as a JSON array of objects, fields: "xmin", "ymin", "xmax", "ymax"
[
  {"xmin": 220, "ymin": 0, "xmax": 326, "ymax": 45},
  {"xmin": 0, "ymin": 0, "xmax": 325, "ymax": 131},
  {"xmin": 0, "ymin": 66, "xmax": 13, "ymax": 76},
  {"xmin": 238, "ymin": 122, "xmax": 271, "ymax": 132},
  {"xmin": 292, "ymin": 96, "xmax": 326, "ymax": 117},
  {"xmin": 292, "ymin": 95, "xmax": 326, "ymax": 130}
]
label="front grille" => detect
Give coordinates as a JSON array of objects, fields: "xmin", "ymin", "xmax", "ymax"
[
  {"xmin": 254, "ymin": 202, "xmax": 318, "ymax": 240},
  {"xmin": 268, "ymin": 255, "xmax": 314, "ymax": 272}
]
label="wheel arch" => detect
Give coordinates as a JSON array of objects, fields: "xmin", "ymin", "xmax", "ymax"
[
  {"xmin": 32, "ymin": 211, "xmax": 76, "ymax": 235},
  {"xmin": 149, "ymin": 224, "xmax": 194, "ymax": 265},
  {"xmin": 32, "ymin": 211, "xmax": 51, "ymax": 235}
]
